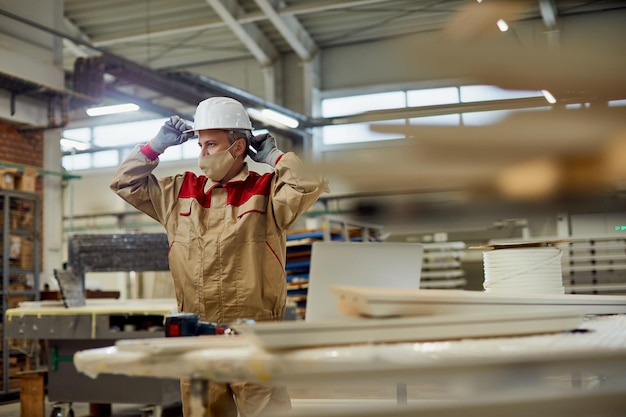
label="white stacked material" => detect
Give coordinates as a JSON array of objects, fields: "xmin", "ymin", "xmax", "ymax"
[
  {"xmin": 330, "ymin": 285, "xmax": 626, "ymax": 317},
  {"xmin": 73, "ymin": 315, "xmax": 626, "ymax": 385},
  {"xmin": 483, "ymin": 247, "xmax": 564, "ymax": 294}
]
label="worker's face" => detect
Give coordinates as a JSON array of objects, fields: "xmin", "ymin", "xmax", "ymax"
[{"xmin": 197, "ymin": 129, "xmax": 231, "ymax": 157}]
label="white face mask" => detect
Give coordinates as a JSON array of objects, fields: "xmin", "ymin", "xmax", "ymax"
[{"xmin": 198, "ymin": 142, "xmax": 236, "ymax": 181}]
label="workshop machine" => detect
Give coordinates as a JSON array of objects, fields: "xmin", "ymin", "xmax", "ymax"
[{"xmin": 5, "ymin": 233, "xmax": 181, "ymax": 417}]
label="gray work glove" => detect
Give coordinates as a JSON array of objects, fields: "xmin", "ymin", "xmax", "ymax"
[
  {"xmin": 148, "ymin": 116, "xmax": 193, "ymax": 155},
  {"xmin": 249, "ymin": 133, "xmax": 284, "ymax": 167}
]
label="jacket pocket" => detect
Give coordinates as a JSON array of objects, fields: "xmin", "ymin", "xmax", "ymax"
[{"xmin": 173, "ymin": 199, "xmax": 193, "ymax": 243}]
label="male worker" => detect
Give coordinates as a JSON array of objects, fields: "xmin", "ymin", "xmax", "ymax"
[{"xmin": 110, "ymin": 96, "xmax": 329, "ymax": 416}]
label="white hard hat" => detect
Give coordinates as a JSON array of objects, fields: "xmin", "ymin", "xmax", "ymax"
[{"xmin": 185, "ymin": 97, "xmax": 253, "ymax": 133}]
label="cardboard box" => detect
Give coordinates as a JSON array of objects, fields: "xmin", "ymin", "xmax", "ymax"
[
  {"xmin": 15, "ymin": 167, "xmax": 38, "ymax": 192},
  {"xmin": 0, "ymin": 168, "xmax": 19, "ymax": 190}
]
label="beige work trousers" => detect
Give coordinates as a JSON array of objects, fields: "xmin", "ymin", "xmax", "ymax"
[{"xmin": 180, "ymin": 379, "xmax": 291, "ymax": 417}]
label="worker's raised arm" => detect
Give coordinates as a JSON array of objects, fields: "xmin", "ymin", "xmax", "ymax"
[
  {"xmin": 110, "ymin": 116, "xmax": 192, "ymax": 223},
  {"xmin": 268, "ymin": 149, "xmax": 330, "ymax": 230}
]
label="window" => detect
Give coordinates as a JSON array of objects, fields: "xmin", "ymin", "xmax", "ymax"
[
  {"xmin": 460, "ymin": 85, "xmax": 543, "ymax": 102},
  {"xmin": 322, "ymin": 119, "xmax": 406, "ymax": 145},
  {"xmin": 320, "ymin": 84, "xmax": 554, "ymax": 145},
  {"xmin": 407, "ymin": 87, "xmax": 459, "ymax": 107},
  {"xmin": 322, "ymin": 92, "xmax": 406, "ymax": 117},
  {"xmin": 410, "ymin": 114, "xmax": 460, "ymax": 126},
  {"xmin": 62, "ymin": 153, "xmax": 91, "ymax": 171},
  {"xmin": 92, "ymin": 150, "xmax": 119, "ymax": 168},
  {"xmin": 321, "ymin": 92, "xmax": 407, "ymax": 145},
  {"xmin": 62, "ymin": 117, "xmax": 190, "ymax": 171},
  {"xmin": 93, "ymin": 119, "xmax": 166, "ymax": 148},
  {"xmin": 61, "ymin": 128, "xmax": 91, "ymax": 151}
]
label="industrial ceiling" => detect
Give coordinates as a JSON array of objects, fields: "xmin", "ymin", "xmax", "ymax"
[
  {"xmin": 1, "ymin": 0, "xmax": 626, "ymax": 224},
  {"xmin": 2, "ymin": 0, "xmax": 626, "ymax": 137}
]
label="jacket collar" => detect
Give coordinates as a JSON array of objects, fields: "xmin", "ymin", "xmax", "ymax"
[{"xmin": 204, "ymin": 162, "xmax": 250, "ymax": 191}]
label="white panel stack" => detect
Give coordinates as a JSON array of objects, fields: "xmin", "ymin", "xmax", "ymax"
[{"xmin": 420, "ymin": 242, "xmax": 466, "ymax": 289}]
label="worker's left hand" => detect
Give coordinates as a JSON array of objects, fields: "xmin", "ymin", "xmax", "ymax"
[
  {"xmin": 249, "ymin": 133, "xmax": 284, "ymax": 166},
  {"xmin": 148, "ymin": 116, "xmax": 194, "ymax": 155}
]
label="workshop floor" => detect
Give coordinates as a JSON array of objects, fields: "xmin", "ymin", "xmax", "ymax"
[
  {"xmin": 0, "ymin": 398, "xmax": 436, "ymax": 417},
  {"xmin": 0, "ymin": 382, "xmax": 446, "ymax": 416},
  {"xmin": 0, "ymin": 399, "xmax": 184, "ymax": 417}
]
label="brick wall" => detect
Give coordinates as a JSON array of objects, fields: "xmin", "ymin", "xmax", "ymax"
[{"xmin": 0, "ymin": 120, "xmax": 44, "ymax": 170}]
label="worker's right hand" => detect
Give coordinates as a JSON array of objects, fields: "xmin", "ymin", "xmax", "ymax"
[
  {"xmin": 148, "ymin": 116, "xmax": 193, "ymax": 154},
  {"xmin": 249, "ymin": 133, "xmax": 284, "ymax": 167}
]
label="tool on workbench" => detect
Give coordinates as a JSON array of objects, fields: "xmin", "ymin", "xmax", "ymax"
[{"xmin": 164, "ymin": 312, "xmax": 250, "ymax": 337}]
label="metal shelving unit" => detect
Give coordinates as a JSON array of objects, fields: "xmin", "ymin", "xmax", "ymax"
[
  {"xmin": 560, "ymin": 235, "xmax": 626, "ymax": 294},
  {"xmin": 420, "ymin": 242, "xmax": 467, "ymax": 289},
  {"xmin": 0, "ymin": 189, "xmax": 40, "ymax": 400}
]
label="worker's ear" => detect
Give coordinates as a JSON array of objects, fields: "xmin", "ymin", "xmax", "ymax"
[{"xmin": 234, "ymin": 138, "xmax": 247, "ymax": 158}]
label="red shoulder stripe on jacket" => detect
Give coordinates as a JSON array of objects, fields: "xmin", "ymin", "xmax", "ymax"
[
  {"xmin": 178, "ymin": 172, "xmax": 208, "ymax": 204},
  {"xmin": 178, "ymin": 171, "xmax": 274, "ymax": 208},
  {"xmin": 226, "ymin": 171, "xmax": 273, "ymax": 207}
]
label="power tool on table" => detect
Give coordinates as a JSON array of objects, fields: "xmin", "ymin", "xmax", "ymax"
[{"xmin": 164, "ymin": 312, "xmax": 253, "ymax": 337}]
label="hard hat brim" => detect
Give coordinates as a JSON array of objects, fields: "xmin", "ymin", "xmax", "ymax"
[{"xmin": 183, "ymin": 127, "xmax": 252, "ymax": 134}]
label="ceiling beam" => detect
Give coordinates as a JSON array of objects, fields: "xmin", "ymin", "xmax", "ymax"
[
  {"xmin": 62, "ymin": 17, "xmax": 96, "ymax": 58},
  {"xmin": 538, "ymin": 0, "xmax": 559, "ymax": 47},
  {"xmin": 253, "ymin": 0, "xmax": 318, "ymax": 61},
  {"xmin": 538, "ymin": 0, "xmax": 558, "ymax": 29},
  {"xmin": 205, "ymin": 0, "xmax": 278, "ymax": 66},
  {"xmin": 87, "ymin": 0, "xmax": 388, "ymax": 48},
  {"xmin": 90, "ymin": 17, "xmax": 227, "ymax": 48}
]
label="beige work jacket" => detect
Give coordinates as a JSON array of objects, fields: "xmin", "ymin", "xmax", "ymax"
[{"xmin": 110, "ymin": 146, "xmax": 328, "ymax": 323}]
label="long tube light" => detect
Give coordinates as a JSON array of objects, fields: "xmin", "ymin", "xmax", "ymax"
[
  {"xmin": 542, "ymin": 90, "xmax": 557, "ymax": 104},
  {"xmin": 496, "ymin": 19, "xmax": 509, "ymax": 32},
  {"xmin": 261, "ymin": 109, "xmax": 299, "ymax": 128},
  {"xmin": 60, "ymin": 138, "xmax": 90, "ymax": 150},
  {"xmin": 247, "ymin": 108, "xmax": 299, "ymax": 129},
  {"xmin": 86, "ymin": 103, "xmax": 140, "ymax": 117}
]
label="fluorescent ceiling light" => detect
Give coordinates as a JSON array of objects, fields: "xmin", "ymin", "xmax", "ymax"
[
  {"xmin": 496, "ymin": 19, "xmax": 509, "ymax": 32},
  {"xmin": 247, "ymin": 108, "xmax": 299, "ymax": 129},
  {"xmin": 542, "ymin": 90, "xmax": 557, "ymax": 104},
  {"xmin": 60, "ymin": 138, "xmax": 90, "ymax": 150},
  {"xmin": 86, "ymin": 103, "xmax": 140, "ymax": 117},
  {"xmin": 261, "ymin": 109, "xmax": 299, "ymax": 128}
]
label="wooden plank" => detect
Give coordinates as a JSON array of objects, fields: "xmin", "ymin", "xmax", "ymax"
[{"xmin": 19, "ymin": 371, "xmax": 45, "ymax": 417}]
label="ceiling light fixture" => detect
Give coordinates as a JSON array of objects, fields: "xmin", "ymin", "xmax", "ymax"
[
  {"xmin": 86, "ymin": 103, "xmax": 140, "ymax": 117},
  {"xmin": 261, "ymin": 109, "xmax": 299, "ymax": 128},
  {"xmin": 247, "ymin": 108, "xmax": 299, "ymax": 129},
  {"xmin": 542, "ymin": 90, "xmax": 557, "ymax": 104},
  {"xmin": 60, "ymin": 138, "xmax": 90, "ymax": 150},
  {"xmin": 496, "ymin": 19, "xmax": 509, "ymax": 32}
]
